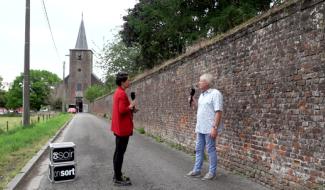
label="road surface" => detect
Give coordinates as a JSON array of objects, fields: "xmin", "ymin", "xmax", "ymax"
[{"xmin": 17, "ymin": 113, "xmax": 268, "ymax": 190}]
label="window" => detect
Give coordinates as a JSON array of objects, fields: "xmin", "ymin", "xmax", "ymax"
[{"xmin": 76, "ymin": 83, "xmax": 82, "ymax": 91}]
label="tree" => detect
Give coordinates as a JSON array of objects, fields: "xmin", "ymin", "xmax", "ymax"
[
  {"xmin": 85, "ymin": 85, "xmax": 106, "ymax": 103},
  {"xmin": 103, "ymin": 74, "xmax": 117, "ymax": 94},
  {"xmin": 5, "ymin": 76, "xmax": 22, "ymax": 109},
  {"xmin": 121, "ymin": 0, "xmax": 188, "ymax": 68},
  {"xmin": 97, "ymin": 35, "xmax": 141, "ymax": 76},
  {"xmin": 0, "ymin": 91, "xmax": 6, "ymax": 108},
  {"xmin": 0, "ymin": 76, "xmax": 6, "ymax": 107},
  {"xmin": 96, "ymin": 35, "xmax": 140, "ymax": 90},
  {"xmin": 51, "ymin": 98, "xmax": 62, "ymax": 110},
  {"xmin": 0, "ymin": 76, "xmax": 3, "ymax": 90},
  {"xmin": 120, "ymin": 0, "xmax": 275, "ymax": 69},
  {"xmin": 5, "ymin": 70, "xmax": 61, "ymax": 110}
]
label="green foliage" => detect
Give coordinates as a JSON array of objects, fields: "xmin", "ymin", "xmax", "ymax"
[
  {"xmin": 97, "ymin": 35, "xmax": 141, "ymax": 75},
  {"xmin": 136, "ymin": 127, "xmax": 145, "ymax": 134},
  {"xmin": 120, "ymin": 0, "xmax": 276, "ymax": 69},
  {"xmin": 103, "ymin": 74, "xmax": 117, "ymax": 94},
  {"xmin": 96, "ymin": 35, "xmax": 141, "ymax": 90},
  {"xmin": 0, "ymin": 76, "xmax": 3, "ymax": 90},
  {"xmin": 85, "ymin": 85, "xmax": 106, "ymax": 103},
  {"xmin": 0, "ymin": 90, "xmax": 6, "ymax": 108},
  {"xmin": 51, "ymin": 98, "xmax": 62, "ymax": 110},
  {"xmin": 0, "ymin": 76, "xmax": 6, "ymax": 107},
  {"xmin": 98, "ymin": 0, "xmax": 283, "ymax": 89},
  {"xmin": 121, "ymin": 0, "xmax": 188, "ymax": 68},
  {"xmin": 5, "ymin": 76, "xmax": 23, "ymax": 109},
  {"xmin": 5, "ymin": 70, "xmax": 61, "ymax": 110},
  {"xmin": 96, "ymin": 36, "xmax": 139, "ymax": 92}
]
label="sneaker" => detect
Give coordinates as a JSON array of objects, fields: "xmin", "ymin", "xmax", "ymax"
[
  {"xmin": 113, "ymin": 175, "xmax": 132, "ymax": 186},
  {"xmin": 122, "ymin": 175, "xmax": 130, "ymax": 181},
  {"xmin": 201, "ymin": 173, "xmax": 216, "ymax": 180},
  {"xmin": 113, "ymin": 178, "xmax": 132, "ymax": 186},
  {"xmin": 186, "ymin": 171, "xmax": 201, "ymax": 178},
  {"xmin": 113, "ymin": 174, "xmax": 131, "ymax": 182}
]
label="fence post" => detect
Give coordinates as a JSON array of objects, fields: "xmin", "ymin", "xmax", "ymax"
[{"xmin": 38, "ymin": 115, "xmax": 40, "ymax": 123}]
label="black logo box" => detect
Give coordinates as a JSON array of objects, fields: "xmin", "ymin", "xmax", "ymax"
[
  {"xmin": 49, "ymin": 142, "xmax": 76, "ymax": 163},
  {"xmin": 48, "ymin": 162, "xmax": 77, "ymax": 183}
]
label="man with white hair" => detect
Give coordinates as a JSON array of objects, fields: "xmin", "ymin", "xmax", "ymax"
[{"xmin": 187, "ymin": 73, "xmax": 223, "ymax": 180}]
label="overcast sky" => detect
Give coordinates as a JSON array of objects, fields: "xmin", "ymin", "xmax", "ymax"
[{"xmin": 0, "ymin": 0, "xmax": 137, "ymax": 88}]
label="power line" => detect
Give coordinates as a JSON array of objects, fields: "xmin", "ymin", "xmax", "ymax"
[{"xmin": 41, "ymin": 0, "xmax": 61, "ymax": 60}]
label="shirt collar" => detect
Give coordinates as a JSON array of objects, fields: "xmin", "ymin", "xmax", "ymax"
[{"xmin": 202, "ymin": 88, "xmax": 212, "ymax": 95}]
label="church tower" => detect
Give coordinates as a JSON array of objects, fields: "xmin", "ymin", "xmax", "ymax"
[{"xmin": 64, "ymin": 17, "xmax": 102, "ymax": 112}]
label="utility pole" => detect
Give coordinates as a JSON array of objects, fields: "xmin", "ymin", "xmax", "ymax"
[
  {"xmin": 23, "ymin": 0, "xmax": 30, "ymax": 126},
  {"xmin": 62, "ymin": 54, "xmax": 69, "ymax": 112},
  {"xmin": 62, "ymin": 61, "xmax": 65, "ymax": 112}
]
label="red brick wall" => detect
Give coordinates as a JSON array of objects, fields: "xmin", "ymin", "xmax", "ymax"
[{"xmin": 92, "ymin": 0, "xmax": 325, "ymax": 188}]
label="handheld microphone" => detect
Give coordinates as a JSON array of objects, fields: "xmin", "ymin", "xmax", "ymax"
[
  {"xmin": 130, "ymin": 92, "xmax": 137, "ymax": 112},
  {"xmin": 190, "ymin": 88, "xmax": 195, "ymax": 107},
  {"xmin": 130, "ymin": 92, "xmax": 136, "ymax": 100}
]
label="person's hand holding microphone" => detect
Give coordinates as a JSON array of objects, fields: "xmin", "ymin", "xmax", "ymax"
[
  {"xmin": 189, "ymin": 87, "xmax": 197, "ymax": 109},
  {"xmin": 129, "ymin": 92, "xmax": 138, "ymax": 113}
]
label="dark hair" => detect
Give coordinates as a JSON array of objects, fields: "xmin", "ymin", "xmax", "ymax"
[{"xmin": 116, "ymin": 72, "xmax": 128, "ymax": 86}]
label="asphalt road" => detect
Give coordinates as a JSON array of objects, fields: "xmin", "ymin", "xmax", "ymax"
[{"xmin": 17, "ymin": 113, "xmax": 268, "ymax": 190}]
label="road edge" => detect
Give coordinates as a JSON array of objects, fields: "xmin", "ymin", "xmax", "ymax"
[{"xmin": 5, "ymin": 116, "xmax": 73, "ymax": 190}]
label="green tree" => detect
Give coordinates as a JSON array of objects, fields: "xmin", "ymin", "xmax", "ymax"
[
  {"xmin": 5, "ymin": 76, "xmax": 22, "ymax": 109},
  {"xmin": 5, "ymin": 70, "xmax": 61, "ymax": 110},
  {"xmin": 51, "ymin": 98, "xmax": 62, "ymax": 110},
  {"xmin": 96, "ymin": 35, "xmax": 140, "ymax": 90},
  {"xmin": 103, "ymin": 74, "xmax": 117, "ymax": 94},
  {"xmin": 97, "ymin": 35, "xmax": 141, "ymax": 76},
  {"xmin": 120, "ymin": 0, "xmax": 276, "ymax": 69},
  {"xmin": 0, "ymin": 91, "xmax": 6, "ymax": 108},
  {"xmin": 0, "ymin": 76, "xmax": 6, "ymax": 107},
  {"xmin": 0, "ymin": 76, "xmax": 3, "ymax": 90},
  {"xmin": 85, "ymin": 85, "xmax": 106, "ymax": 103}
]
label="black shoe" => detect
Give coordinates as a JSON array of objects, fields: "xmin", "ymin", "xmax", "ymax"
[
  {"xmin": 113, "ymin": 174, "xmax": 131, "ymax": 182},
  {"xmin": 122, "ymin": 175, "xmax": 130, "ymax": 181},
  {"xmin": 113, "ymin": 178, "xmax": 132, "ymax": 186}
]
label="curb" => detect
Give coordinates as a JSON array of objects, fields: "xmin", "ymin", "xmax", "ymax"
[{"xmin": 5, "ymin": 116, "xmax": 73, "ymax": 190}]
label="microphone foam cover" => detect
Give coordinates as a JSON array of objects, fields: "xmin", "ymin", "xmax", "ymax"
[
  {"xmin": 131, "ymin": 92, "xmax": 136, "ymax": 100},
  {"xmin": 190, "ymin": 88, "xmax": 195, "ymax": 96}
]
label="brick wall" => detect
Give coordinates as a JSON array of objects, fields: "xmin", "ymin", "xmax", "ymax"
[{"xmin": 92, "ymin": 0, "xmax": 325, "ymax": 188}]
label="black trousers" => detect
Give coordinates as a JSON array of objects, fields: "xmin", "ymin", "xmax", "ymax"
[{"xmin": 113, "ymin": 135, "xmax": 129, "ymax": 180}]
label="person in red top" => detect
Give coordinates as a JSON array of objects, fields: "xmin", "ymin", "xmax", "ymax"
[{"xmin": 111, "ymin": 72, "xmax": 136, "ymax": 186}]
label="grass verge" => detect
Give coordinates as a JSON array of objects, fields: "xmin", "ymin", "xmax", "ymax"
[
  {"xmin": 0, "ymin": 115, "xmax": 41, "ymax": 133},
  {"xmin": 0, "ymin": 113, "xmax": 72, "ymax": 189},
  {"xmin": 135, "ymin": 127, "xmax": 145, "ymax": 134}
]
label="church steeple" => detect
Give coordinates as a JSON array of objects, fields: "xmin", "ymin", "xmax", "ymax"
[{"xmin": 75, "ymin": 15, "xmax": 88, "ymax": 49}]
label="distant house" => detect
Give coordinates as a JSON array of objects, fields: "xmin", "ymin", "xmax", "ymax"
[
  {"xmin": 0, "ymin": 107, "xmax": 8, "ymax": 115},
  {"xmin": 15, "ymin": 107, "xmax": 23, "ymax": 114}
]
